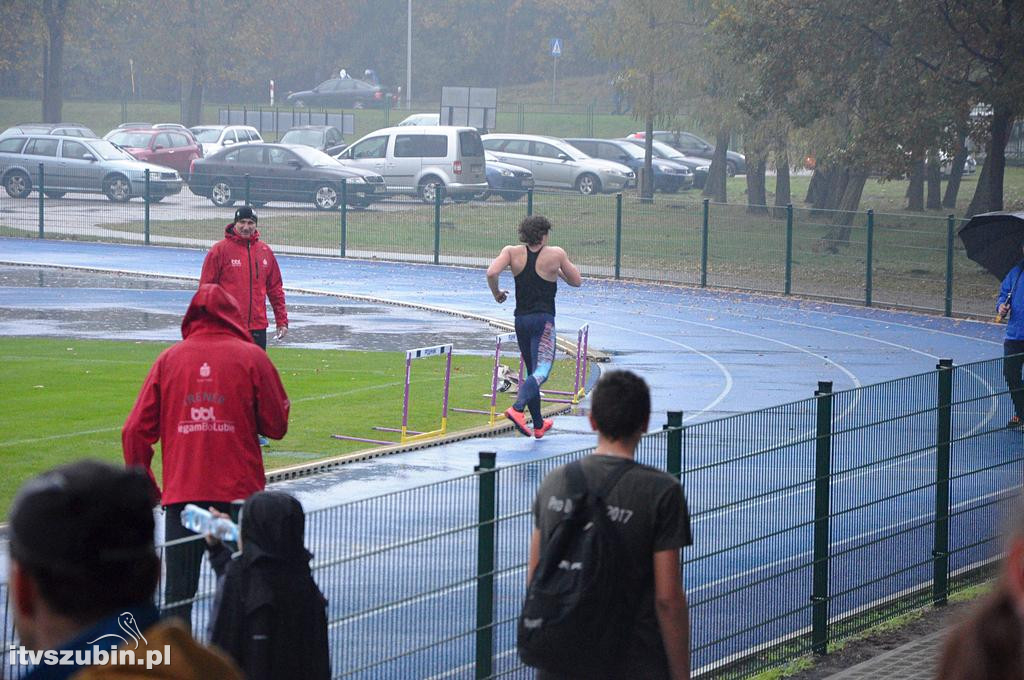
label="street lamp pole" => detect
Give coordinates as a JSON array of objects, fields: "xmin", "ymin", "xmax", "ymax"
[{"xmin": 406, "ymin": 0, "xmax": 412, "ymax": 109}]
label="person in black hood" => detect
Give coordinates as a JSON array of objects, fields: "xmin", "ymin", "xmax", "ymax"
[{"xmin": 205, "ymin": 491, "xmax": 330, "ymax": 680}]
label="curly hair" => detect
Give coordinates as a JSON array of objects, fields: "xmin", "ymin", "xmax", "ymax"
[{"xmin": 518, "ymin": 215, "xmax": 552, "ymax": 246}]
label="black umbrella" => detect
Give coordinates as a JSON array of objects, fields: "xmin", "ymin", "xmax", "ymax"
[{"xmin": 958, "ymin": 211, "xmax": 1024, "ymax": 280}]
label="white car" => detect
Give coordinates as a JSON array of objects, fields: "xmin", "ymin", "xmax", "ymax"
[
  {"xmin": 188, "ymin": 125, "xmax": 263, "ymax": 157},
  {"xmin": 482, "ymin": 133, "xmax": 634, "ymax": 195},
  {"xmin": 398, "ymin": 113, "xmax": 441, "ymax": 126}
]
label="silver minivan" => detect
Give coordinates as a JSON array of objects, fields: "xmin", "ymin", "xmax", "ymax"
[{"xmin": 335, "ymin": 125, "xmax": 487, "ymax": 202}]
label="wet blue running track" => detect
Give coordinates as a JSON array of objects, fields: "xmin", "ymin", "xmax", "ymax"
[{"xmin": 0, "ymin": 238, "xmax": 1009, "ymax": 677}]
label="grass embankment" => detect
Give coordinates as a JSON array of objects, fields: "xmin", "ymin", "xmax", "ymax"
[{"xmin": 0, "ymin": 337, "xmax": 576, "ymax": 518}]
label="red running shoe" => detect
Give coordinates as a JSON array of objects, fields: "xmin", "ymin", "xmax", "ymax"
[
  {"xmin": 505, "ymin": 407, "xmax": 533, "ymax": 437},
  {"xmin": 1009, "ymin": 415, "xmax": 1023, "ymax": 430},
  {"xmin": 534, "ymin": 419, "xmax": 554, "ymax": 439}
]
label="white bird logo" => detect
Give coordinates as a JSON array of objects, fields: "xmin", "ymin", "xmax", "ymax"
[{"xmin": 86, "ymin": 612, "xmax": 148, "ymax": 649}]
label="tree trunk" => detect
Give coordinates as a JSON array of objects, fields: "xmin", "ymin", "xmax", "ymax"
[
  {"xmin": 966, "ymin": 104, "xmax": 1016, "ymax": 217},
  {"xmin": 906, "ymin": 154, "xmax": 925, "ymax": 211},
  {"xmin": 926, "ymin": 153, "xmax": 942, "ymax": 210},
  {"xmin": 745, "ymin": 153, "xmax": 768, "ymax": 214},
  {"xmin": 41, "ymin": 0, "xmax": 70, "ymax": 123},
  {"xmin": 773, "ymin": 149, "xmax": 791, "ymax": 220},
  {"xmin": 805, "ymin": 167, "xmax": 827, "ymax": 205},
  {"xmin": 942, "ymin": 139, "xmax": 969, "ymax": 210},
  {"xmin": 641, "ymin": 93, "xmax": 655, "ymax": 201},
  {"xmin": 819, "ymin": 164, "xmax": 849, "ymax": 212},
  {"xmin": 702, "ymin": 130, "xmax": 729, "ymax": 203},
  {"xmin": 819, "ymin": 170, "xmax": 867, "ymax": 252}
]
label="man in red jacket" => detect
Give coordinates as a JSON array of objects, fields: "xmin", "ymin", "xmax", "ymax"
[
  {"xmin": 200, "ymin": 205, "xmax": 288, "ymax": 350},
  {"xmin": 122, "ymin": 283, "xmax": 290, "ymax": 627}
]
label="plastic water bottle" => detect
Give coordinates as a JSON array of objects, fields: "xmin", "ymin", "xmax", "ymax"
[{"xmin": 179, "ymin": 504, "xmax": 238, "ymax": 542}]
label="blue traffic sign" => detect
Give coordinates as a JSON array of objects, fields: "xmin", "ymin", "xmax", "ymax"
[{"xmin": 550, "ymin": 38, "xmax": 562, "ymax": 57}]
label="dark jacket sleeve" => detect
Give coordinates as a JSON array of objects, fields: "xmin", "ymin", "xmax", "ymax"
[
  {"xmin": 207, "ymin": 542, "xmax": 233, "ymax": 577},
  {"xmin": 244, "ymin": 605, "xmax": 274, "ymax": 680}
]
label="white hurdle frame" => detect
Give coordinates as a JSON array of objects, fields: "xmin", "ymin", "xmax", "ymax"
[{"xmin": 332, "ymin": 343, "xmax": 453, "ymax": 446}]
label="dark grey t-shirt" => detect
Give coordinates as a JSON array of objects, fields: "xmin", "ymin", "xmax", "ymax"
[{"xmin": 532, "ymin": 454, "xmax": 693, "ymax": 679}]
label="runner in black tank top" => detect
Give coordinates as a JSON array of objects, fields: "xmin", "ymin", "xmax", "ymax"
[{"xmin": 486, "ymin": 216, "xmax": 582, "ymax": 438}]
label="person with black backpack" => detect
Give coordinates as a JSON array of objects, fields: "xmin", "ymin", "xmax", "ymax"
[{"xmin": 519, "ymin": 370, "xmax": 692, "ymax": 679}]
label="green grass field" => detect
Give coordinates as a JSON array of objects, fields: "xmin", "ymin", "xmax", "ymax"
[{"xmin": 0, "ymin": 337, "xmax": 577, "ymax": 518}]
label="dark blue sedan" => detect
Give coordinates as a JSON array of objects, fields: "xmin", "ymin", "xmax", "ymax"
[{"xmin": 482, "ymin": 152, "xmax": 534, "ymax": 201}]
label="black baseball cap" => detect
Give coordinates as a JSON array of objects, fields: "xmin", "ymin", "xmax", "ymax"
[{"xmin": 234, "ymin": 205, "xmax": 258, "ymax": 223}]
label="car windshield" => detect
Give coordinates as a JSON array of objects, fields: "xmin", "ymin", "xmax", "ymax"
[
  {"xmin": 108, "ymin": 131, "xmax": 153, "ymax": 148},
  {"xmin": 280, "ymin": 130, "xmax": 322, "ymax": 146},
  {"xmin": 192, "ymin": 128, "xmax": 223, "ymax": 143},
  {"xmin": 88, "ymin": 139, "xmax": 134, "ymax": 160},
  {"xmin": 649, "ymin": 140, "xmax": 684, "ymax": 159},
  {"xmin": 291, "ymin": 146, "xmax": 339, "ymax": 167},
  {"xmin": 616, "ymin": 143, "xmax": 645, "ymax": 160}
]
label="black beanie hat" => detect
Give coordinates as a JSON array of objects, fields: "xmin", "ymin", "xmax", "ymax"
[{"xmin": 235, "ymin": 205, "xmax": 258, "ymax": 223}]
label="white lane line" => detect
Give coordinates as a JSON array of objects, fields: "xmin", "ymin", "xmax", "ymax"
[{"xmin": 558, "ymin": 315, "xmax": 734, "ymax": 422}]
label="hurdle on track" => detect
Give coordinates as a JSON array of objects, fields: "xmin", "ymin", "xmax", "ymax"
[
  {"xmin": 331, "ymin": 343, "xmax": 453, "ymax": 446},
  {"xmin": 451, "ymin": 324, "xmax": 590, "ymax": 424},
  {"xmin": 451, "ymin": 332, "xmax": 523, "ymax": 425}
]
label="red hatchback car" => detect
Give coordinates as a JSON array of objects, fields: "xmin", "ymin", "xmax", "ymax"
[{"xmin": 104, "ymin": 128, "xmax": 202, "ymax": 178}]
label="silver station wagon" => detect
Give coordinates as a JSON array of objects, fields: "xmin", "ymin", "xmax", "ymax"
[{"xmin": 0, "ymin": 135, "xmax": 182, "ymax": 202}]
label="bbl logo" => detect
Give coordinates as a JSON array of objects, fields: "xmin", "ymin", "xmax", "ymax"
[{"xmin": 190, "ymin": 406, "xmax": 216, "ymax": 421}]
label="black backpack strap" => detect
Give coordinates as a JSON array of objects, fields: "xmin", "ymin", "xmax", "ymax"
[{"xmin": 566, "ymin": 457, "xmax": 634, "ymax": 502}]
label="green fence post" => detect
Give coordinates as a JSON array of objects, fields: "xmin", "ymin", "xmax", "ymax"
[
  {"xmin": 665, "ymin": 411, "xmax": 683, "ymax": 480},
  {"xmin": 615, "ymin": 193, "xmax": 623, "ymax": 280},
  {"xmin": 339, "ymin": 180, "xmax": 347, "ymax": 257},
  {"xmin": 785, "ymin": 203, "xmax": 794, "ymax": 295},
  {"xmin": 933, "ymin": 358, "xmax": 954, "ymax": 606},
  {"xmin": 475, "ymin": 451, "xmax": 497, "ymax": 680},
  {"xmin": 812, "ymin": 380, "xmax": 834, "ymax": 655},
  {"xmin": 433, "ymin": 188, "xmax": 442, "ymax": 265},
  {"xmin": 37, "ymin": 163, "xmax": 44, "ymax": 239},
  {"xmin": 244, "ymin": 174, "xmax": 251, "ymax": 205},
  {"xmin": 701, "ymin": 198, "xmax": 710, "ymax": 287},
  {"xmin": 944, "ymin": 215, "xmax": 956, "ymax": 317},
  {"xmin": 865, "ymin": 209, "xmax": 874, "ymax": 307},
  {"xmin": 527, "ymin": 189, "xmax": 534, "ymax": 217},
  {"xmin": 144, "ymin": 169, "xmax": 151, "ymax": 246}
]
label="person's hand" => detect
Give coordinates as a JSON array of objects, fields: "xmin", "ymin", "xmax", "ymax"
[
  {"xmin": 204, "ymin": 507, "xmax": 232, "ymax": 545},
  {"xmin": 493, "ymin": 290, "xmax": 509, "ymax": 304},
  {"xmin": 275, "ymin": 325, "xmax": 288, "ymax": 340},
  {"xmin": 1000, "ymin": 303, "xmax": 1011, "ymax": 317}
]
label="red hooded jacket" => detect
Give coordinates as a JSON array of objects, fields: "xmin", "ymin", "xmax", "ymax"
[
  {"xmin": 199, "ymin": 225, "xmax": 288, "ymax": 332},
  {"xmin": 122, "ymin": 284, "xmax": 290, "ymax": 505}
]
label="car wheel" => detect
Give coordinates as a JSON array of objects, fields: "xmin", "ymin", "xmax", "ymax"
[
  {"xmin": 44, "ymin": 191, "xmax": 66, "ymax": 199},
  {"xmin": 575, "ymin": 173, "xmax": 601, "ymax": 196},
  {"xmin": 104, "ymin": 174, "xmax": 132, "ymax": 202},
  {"xmin": 418, "ymin": 176, "xmax": 445, "ymax": 204},
  {"xmin": 476, "ymin": 190, "xmax": 492, "ymax": 201},
  {"xmin": 500, "ymin": 191, "xmax": 525, "ymax": 202},
  {"xmin": 210, "ymin": 179, "xmax": 235, "ymax": 207},
  {"xmin": 726, "ymin": 161, "xmax": 737, "ymax": 177},
  {"xmin": 4, "ymin": 170, "xmax": 32, "ymax": 199},
  {"xmin": 313, "ymin": 184, "xmax": 340, "ymax": 210},
  {"xmin": 294, "ymin": 99, "xmax": 307, "ymax": 108}
]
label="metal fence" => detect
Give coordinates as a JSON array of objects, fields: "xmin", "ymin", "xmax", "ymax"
[
  {"xmin": 0, "ymin": 169, "xmax": 994, "ymax": 317},
  {"xmin": 2, "ymin": 356, "xmax": 1016, "ymax": 678}
]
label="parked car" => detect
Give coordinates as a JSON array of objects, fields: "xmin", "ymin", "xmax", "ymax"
[
  {"xmin": 103, "ymin": 128, "xmax": 202, "ymax": 178},
  {"xmin": 189, "ymin": 125, "xmax": 263, "ymax": 157},
  {"xmin": 627, "ymin": 131, "xmax": 746, "ymax": 176},
  {"xmin": 0, "ymin": 123, "xmax": 97, "ymax": 139},
  {"xmin": 566, "ymin": 138, "xmax": 692, "ymax": 192},
  {"xmin": 481, "ymin": 133, "xmax": 634, "ymax": 195},
  {"xmin": 481, "ymin": 151, "xmax": 533, "ymax": 201},
  {"xmin": 335, "ymin": 125, "xmax": 487, "ymax": 203},
  {"xmin": 279, "ymin": 125, "xmax": 347, "ymax": 155},
  {"xmin": 286, "ymin": 77, "xmax": 399, "ymax": 109},
  {"xmin": 398, "ymin": 113, "xmax": 441, "ymax": 126},
  {"xmin": 0, "ymin": 134, "xmax": 182, "ymax": 202},
  {"xmin": 621, "ymin": 138, "xmax": 710, "ymax": 189},
  {"xmin": 188, "ymin": 142, "xmax": 384, "ymax": 210}
]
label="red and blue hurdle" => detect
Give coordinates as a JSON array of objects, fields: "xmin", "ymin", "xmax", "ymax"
[
  {"xmin": 451, "ymin": 332, "xmax": 523, "ymax": 425},
  {"xmin": 332, "ymin": 343, "xmax": 453, "ymax": 446}
]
